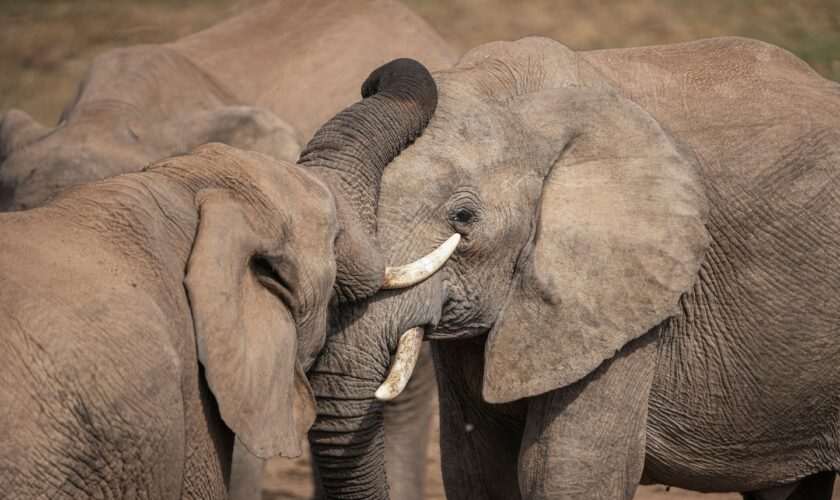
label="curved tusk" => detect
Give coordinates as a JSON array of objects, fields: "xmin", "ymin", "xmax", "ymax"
[
  {"xmin": 381, "ymin": 233, "xmax": 460, "ymax": 289},
  {"xmin": 375, "ymin": 327, "xmax": 424, "ymax": 401}
]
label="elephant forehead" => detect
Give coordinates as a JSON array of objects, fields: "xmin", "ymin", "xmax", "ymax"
[
  {"xmin": 380, "ymin": 102, "xmax": 535, "ymax": 210},
  {"xmin": 279, "ymin": 166, "xmax": 338, "ymax": 238},
  {"xmin": 241, "ymin": 156, "xmax": 338, "ymax": 237},
  {"xmin": 427, "ymin": 101, "xmax": 511, "ymax": 159}
]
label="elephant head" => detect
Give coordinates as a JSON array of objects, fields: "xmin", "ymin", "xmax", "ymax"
[
  {"xmin": 308, "ymin": 38, "xmax": 709, "ymax": 498},
  {"xmin": 0, "ymin": 104, "xmax": 301, "ymax": 212},
  {"xmin": 0, "ymin": 57, "xmax": 437, "ymax": 467},
  {"xmin": 177, "ymin": 143, "xmax": 334, "ymax": 460},
  {"xmin": 0, "ymin": 45, "xmax": 302, "ymax": 212},
  {"xmin": 196, "ymin": 56, "xmax": 437, "ymax": 458}
]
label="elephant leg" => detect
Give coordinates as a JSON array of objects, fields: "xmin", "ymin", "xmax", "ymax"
[
  {"xmin": 384, "ymin": 342, "xmax": 437, "ymax": 500},
  {"xmin": 433, "ymin": 337, "xmax": 527, "ymax": 500},
  {"xmin": 742, "ymin": 471, "xmax": 836, "ymax": 500},
  {"xmin": 518, "ymin": 331, "xmax": 659, "ymax": 500},
  {"xmin": 228, "ymin": 441, "xmax": 264, "ymax": 500}
]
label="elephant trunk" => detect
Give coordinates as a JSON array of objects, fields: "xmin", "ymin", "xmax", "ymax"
[
  {"xmin": 307, "ymin": 319, "xmax": 392, "ymax": 499},
  {"xmin": 308, "ymin": 278, "xmax": 446, "ymax": 499},
  {"xmin": 298, "ymin": 58, "xmax": 437, "ymax": 302}
]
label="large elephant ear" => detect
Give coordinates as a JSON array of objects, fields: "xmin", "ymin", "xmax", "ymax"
[
  {"xmin": 0, "ymin": 109, "xmax": 48, "ymax": 157},
  {"xmin": 147, "ymin": 106, "xmax": 302, "ymax": 162},
  {"xmin": 184, "ymin": 188, "xmax": 315, "ymax": 458},
  {"xmin": 482, "ymin": 86, "xmax": 710, "ymax": 404}
]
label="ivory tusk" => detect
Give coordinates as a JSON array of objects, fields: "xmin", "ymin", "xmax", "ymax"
[
  {"xmin": 375, "ymin": 327, "xmax": 424, "ymax": 401},
  {"xmin": 381, "ymin": 233, "xmax": 460, "ymax": 289}
]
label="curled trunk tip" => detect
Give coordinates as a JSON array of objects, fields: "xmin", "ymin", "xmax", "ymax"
[{"xmin": 298, "ymin": 58, "xmax": 438, "ymax": 302}]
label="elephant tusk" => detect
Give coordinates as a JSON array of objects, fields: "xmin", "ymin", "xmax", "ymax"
[
  {"xmin": 375, "ymin": 327, "xmax": 424, "ymax": 401},
  {"xmin": 381, "ymin": 233, "xmax": 460, "ymax": 289}
]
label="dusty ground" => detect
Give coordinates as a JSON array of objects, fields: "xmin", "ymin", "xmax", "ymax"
[{"xmin": 3, "ymin": 1, "xmax": 839, "ymax": 498}]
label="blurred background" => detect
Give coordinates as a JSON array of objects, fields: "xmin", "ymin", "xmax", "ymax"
[
  {"xmin": 2, "ymin": 1, "xmax": 838, "ymax": 498},
  {"xmin": 3, "ymin": 0, "xmax": 839, "ymax": 125}
]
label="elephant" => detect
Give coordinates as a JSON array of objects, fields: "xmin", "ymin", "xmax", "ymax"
[
  {"xmin": 304, "ymin": 37, "xmax": 840, "ymax": 499},
  {"xmin": 0, "ymin": 0, "xmax": 455, "ymax": 212},
  {"xmin": 0, "ymin": 58, "xmax": 438, "ymax": 498},
  {"xmin": 0, "ymin": 1, "xmax": 455, "ymax": 497}
]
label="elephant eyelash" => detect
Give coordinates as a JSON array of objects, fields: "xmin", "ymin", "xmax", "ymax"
[{"xmin": 252, "ymin": 256, "xmax": 299, "ymax": 317}]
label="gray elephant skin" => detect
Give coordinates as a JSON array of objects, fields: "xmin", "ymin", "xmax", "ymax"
[
  {"xmin": 0, "ymin": 59, "xmax": 438, "ymax": 498},
  {"xmin": 305, "ymin": 36, "xmax": 840, "ymax": 499},
  {"xmin": 0, "ymin": 1, "xmax": 455, "ymax": 498}
]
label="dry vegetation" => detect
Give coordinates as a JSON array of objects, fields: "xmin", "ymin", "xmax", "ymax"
[{"xmin": 3, "ymin": 1, "xmax": 839, "ymax": 498}]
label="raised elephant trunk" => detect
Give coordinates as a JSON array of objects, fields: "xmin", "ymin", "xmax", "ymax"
[
  {"xmin": 298, "ymin": 58, "xmax": 438, "ymax": 302},
  {"xmin": 300, "ymin": 58, "xmax": 442, "ymax": 499}
]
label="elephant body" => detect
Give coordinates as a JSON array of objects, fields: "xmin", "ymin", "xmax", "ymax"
[
  {"xmin": 0, "ymin": 144, "xmax": 336, "ymax": 497},
  {"xmin": 452, "ymin": 37, "xmax": 840, "ymax": 498},
  {"xmin": 590, "ymin": 37, "xmax": 840, "ymax": 493},
  {"xmin": 306, "ymin": 36, "xmax": 840, "ymax": 499}
]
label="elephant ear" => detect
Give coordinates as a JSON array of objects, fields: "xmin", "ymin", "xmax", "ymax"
[
  {"xmin": 147, "ymin": 106, "xmax": 302, "ymax": 162},
  {"xmin": 184, "ymin": 188, "xmax": 315, "ymax": 458},
  {"xmin": 0, "ymin": 109, "xmax": 48, "ymax": 157},
  {"xmin": 482, "ymin": 87, "xmax": 710, "ymax": 404}
]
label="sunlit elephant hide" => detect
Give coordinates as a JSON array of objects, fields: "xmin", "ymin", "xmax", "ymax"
[{"xmin": 306, "ymin": 37, "xmax": 840, "ymax": 500}]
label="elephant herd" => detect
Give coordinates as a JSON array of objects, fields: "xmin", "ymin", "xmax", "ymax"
[{"xmin": 2, "ymin": 1, "xmax": 840, "ymax": 499}]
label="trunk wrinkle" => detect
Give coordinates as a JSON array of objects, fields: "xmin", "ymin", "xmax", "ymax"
[{"xmin": 298, "ymin": 59, "xmax": 437, "ymax": 302}]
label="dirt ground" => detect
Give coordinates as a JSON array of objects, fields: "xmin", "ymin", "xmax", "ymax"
[{"xmin": 3, "ymin": 1, "xmax": 840, "ymax": 498}]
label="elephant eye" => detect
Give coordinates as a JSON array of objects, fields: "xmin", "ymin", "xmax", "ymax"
[
  {"xmin": 449, "ymin": 206, "xmax": 476, "ymax": 227},
  {"xmin": 455, "ymin": 208, "xmax": 474, "ymax": 223}
]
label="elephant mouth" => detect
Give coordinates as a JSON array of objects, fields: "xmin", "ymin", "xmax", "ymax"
[
  {"xmin": 374, "ymin": 318, "xmax": 485, "ymax": 401},
  {"xmin": 425, "ymin": 324, "xmax": 489, "ymax": 340},
  {"xmin": 370, "ymin": 233, "xmax": 461, "ymax": 401}
]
